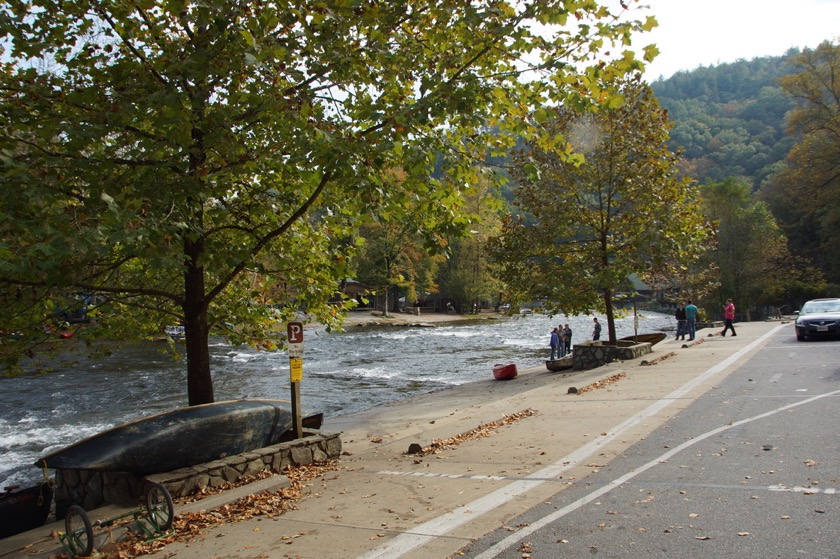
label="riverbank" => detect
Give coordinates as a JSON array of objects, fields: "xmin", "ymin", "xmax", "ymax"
[
  {"xmin": 339, "ymin": 309, "xmax": 507, "ymax": 328},
  {"xmin": 2, "ymin": 320, "xmax": 788, "ymax": 559}
]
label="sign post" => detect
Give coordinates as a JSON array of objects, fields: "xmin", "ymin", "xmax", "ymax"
[{"xmin": 287, "ymin": 322, "xmax": 304, "ymax": 439}]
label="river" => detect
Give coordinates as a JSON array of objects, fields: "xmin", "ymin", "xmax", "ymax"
[{"xmin": 1, "ymin": 310, "xmax": 675, "ymax": 487}]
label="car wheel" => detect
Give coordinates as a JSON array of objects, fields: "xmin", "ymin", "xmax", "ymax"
[{"xmin": 796, "ymin": 334, "xmax": 805, "ymax": 341}]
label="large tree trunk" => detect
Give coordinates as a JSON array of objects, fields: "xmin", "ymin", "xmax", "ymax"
[
  {"xmin": 603, "ymin": 288, "xmax": 617, "ymax": 343},
  {"xmin": 184, "ymin": 241, "xmax": 214, "ymax": 406}
]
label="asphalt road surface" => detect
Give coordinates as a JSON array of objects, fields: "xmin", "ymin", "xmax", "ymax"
[{"xmin": 459, "ymin": 329, "xmax": 840, "ymax": 559}]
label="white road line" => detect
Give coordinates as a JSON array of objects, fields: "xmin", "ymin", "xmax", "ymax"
[
  {"xmin": 475, "ymin": 387, "xmax": 840, "ymax": 559},
  {"xmin": 767, "ymin": 484, "xmax": 838, "ymax": 495},
  {"xmin": 358, "ymin": 325, "xmax": 786, "ymax": 559}
]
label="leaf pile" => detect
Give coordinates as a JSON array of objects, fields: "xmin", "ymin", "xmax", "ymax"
[
  {"xmin": 577, "ymin": 373, "xmax": 626, "ymax": 394},
  {"xmin": 640, "ymin": 352, "xmax": 677, "ymax": 366},
  {"xmin": 97, "ymin": 460, "xmax": 341, "ymax": 558},
  {"xmin": 411, "ymin": 409, "xmax": 537, "ymax": 457}
]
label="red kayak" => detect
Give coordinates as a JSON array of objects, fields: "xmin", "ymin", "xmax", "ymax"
[{"xmin": 492, "ymin": 363, "xmax": 517, "ymax": 380}]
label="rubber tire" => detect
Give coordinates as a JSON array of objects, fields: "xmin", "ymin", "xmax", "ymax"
[
  {"xmin": 65, "ymin": 505, "xmax": 94, "ymax": 557},
  {"xmin": 145, "ymin": 482, "xmax": 174, "ymax": 532}
]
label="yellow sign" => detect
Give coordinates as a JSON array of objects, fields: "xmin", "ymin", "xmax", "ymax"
[{"xmin": 290, "ymin": 357, "xmax": 303, "ymax": 382}]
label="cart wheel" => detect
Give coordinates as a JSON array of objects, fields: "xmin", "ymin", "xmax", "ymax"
[
  {"xmin": 145, "ymin": 482, "xmax": 174, "ymax": 532},
  {"xmin": 65, "ymin": 505, "xmax": 94, "ymax": 557}
]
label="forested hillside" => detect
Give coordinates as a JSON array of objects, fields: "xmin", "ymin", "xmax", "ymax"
[
  {"xmin": 651, "ymin": 51, "xmax": 799, "ymax": 190},
  {"xmin": 651, "ymin": 42, "xmax": 840, "ymax": 294}
]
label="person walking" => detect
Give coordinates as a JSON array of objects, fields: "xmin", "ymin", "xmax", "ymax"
[
  {"xmin": 564, "ymin": 324, "xmax": 573, "ymax": 355},
  {"xmin": 721, "ymin": 299, "xmax": 737, "ymax": 336},
  {"xmin": 684, "ymin": 300, "xmax": 698, "ymax": 340},
  {"xmin": 592, "ymin": 317, "xmax": 602, "ymax": 341},
  {"xmin": 674, "ymin": 305, "xmax": 687, "ymax": 340},
  {"xmin": 549, "ymin": 327, "xmax": 560, "ymax": 360}
]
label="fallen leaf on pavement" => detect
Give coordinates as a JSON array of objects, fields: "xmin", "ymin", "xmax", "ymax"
[{"xmin": 410, "ymin": 409, "xmax": 537, "ymax": 457}]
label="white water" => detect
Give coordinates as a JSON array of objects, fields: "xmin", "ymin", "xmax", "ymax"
[{"xmin": 1, "ymin": 311, "xmax": 675, "ymax": 487}]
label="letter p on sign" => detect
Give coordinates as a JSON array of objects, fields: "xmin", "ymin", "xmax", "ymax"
[
  {"xmin": 287, "ymin": 322, "xmax": 304, "ymax": 344},
  {"xmin": 287, "ymin": 322, "xmax": 304, "ymax": 359}
]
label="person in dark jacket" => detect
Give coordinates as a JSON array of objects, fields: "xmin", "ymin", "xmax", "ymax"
[
  {"xmin": 549, "ymin": 328, "xmax": 561, "ymax": 360},
  {"xmin": 592, "ymin": 317, "xmax": 601, "ymax": 340},
  {"xmin": 557, "ymin": 325, "xmax": 567, "ymax": 357},
  {"xmin": 563, "ymin": 324, "xmax": 573, "ymax": 355},
  {"xmin": 674, "ymin": 305, "xmax": 687, "ymax": 340}
]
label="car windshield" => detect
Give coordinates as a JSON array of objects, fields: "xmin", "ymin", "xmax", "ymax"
[{"xmin": 801, "ymin": 300, "xmax": 840, "ymax": 314}]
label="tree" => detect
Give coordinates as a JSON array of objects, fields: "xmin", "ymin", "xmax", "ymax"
[
  {"xmin": 699, "ymin": 178, "xmax": 798, "ymax": 318},
  {"xmin": 437, "ymin": 172, "xmax": 505, "ymax": 313},
  {"xmin": 761, "ymin": 41, "xmax": 840, "ymax": 283},
  {"xmin": 491, "ymin": 77, "xmax": 710, "ymax": 342},
  {"xmin": 352, "ymin": 213, "xmax": 445, "ymax": 318},
  {"xmin": 0, "ymin": 1, "xmax": 655, "ymax": 404}
]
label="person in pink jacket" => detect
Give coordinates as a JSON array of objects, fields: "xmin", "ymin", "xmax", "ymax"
[{"xmin": 721, "ymin": 299, "xmax": 737, "ymax": 336}]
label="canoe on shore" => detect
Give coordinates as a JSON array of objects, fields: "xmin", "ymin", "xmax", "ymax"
[
  {"xmin": 619, "ymin": 332, "xmax": 667, "ymax": 345},
  {"xmin": 36, "ymin": 400, "xmax": 322, "ymax": 474},
  {"xmin": 492, "ymin": 363, "xmax": 518, "ymax": 380},
  {"xmin": 545, "ymin": 355, "xmax": 573, "ymax": 372}
]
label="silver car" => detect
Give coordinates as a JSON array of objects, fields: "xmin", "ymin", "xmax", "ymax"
[{"xmin": 794, "ymin": 298, "xmax": 840, "ymax": 341}]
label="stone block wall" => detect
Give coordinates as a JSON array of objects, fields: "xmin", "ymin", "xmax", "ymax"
[
  {"xmin": 53, "ymin": 430, "xmax": 341, "ymax": 518},
  {"xmin": 572, "ymin": 340, "xmax": 652, "ymax": 371}
]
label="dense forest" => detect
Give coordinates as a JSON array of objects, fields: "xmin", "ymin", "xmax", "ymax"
[
  {"xmin": 650, "ymin": 44, "xmax": 839, "ymax": 301},
  {"xmin": 356, "ymin": 46, "xmax": 840, "ymax": 318},
  {"xmin": 651, "ymin": 52, "xmax": 799, "ymax": 190}
]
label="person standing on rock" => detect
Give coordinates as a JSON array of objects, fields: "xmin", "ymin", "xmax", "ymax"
[
  {"xmin": 549, "ymin": 327, "xmax": 561, "ymax": 360},
  {"xmin": 592, "ymin": 317, "xmax": 601, "ymax": 341}
]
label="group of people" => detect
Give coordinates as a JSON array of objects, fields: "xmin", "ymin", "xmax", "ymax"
[
  {"xmin": 673, "ymin": 300, "xmax": 697, "ymax": 341},
  {"xmin": 549, "ymin": 324, "xmax": 573, "ymax": 360},
  {"xmin": 674, "ymin": 298, "xmax": 737, "ymax": 340},
  {"xmin": 548, "ymin": 318, "xmax": 606, "ymax": 360},
  {"xmin": 549, "ymin": 298, "xmax": 738, "ymax": 361}
]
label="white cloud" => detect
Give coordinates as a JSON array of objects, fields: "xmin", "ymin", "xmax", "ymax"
[{"xmin": 633, "ymin": 0, "xmax": 840, "ymax": 80}]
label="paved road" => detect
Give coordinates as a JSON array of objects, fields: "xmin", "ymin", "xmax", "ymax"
[{"xmin": 459, "ymin": 330, "xmax": 840, "ymax": 558}]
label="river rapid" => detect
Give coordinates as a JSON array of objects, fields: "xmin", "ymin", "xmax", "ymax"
[{"xmin": 1, "ymin": 310, "xmax": 675, "ymax": 487}]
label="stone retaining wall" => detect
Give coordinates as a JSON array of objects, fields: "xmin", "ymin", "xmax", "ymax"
[
  {"xmin": 53, "ymin": 430, "xmax": 341, "ymax": 518},
  {"xmin": 572, "ymin": 340, "xmax": 653, "ymax": 371}
]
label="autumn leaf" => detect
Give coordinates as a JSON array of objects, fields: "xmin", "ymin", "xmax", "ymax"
[{"xmin": 409, "ymin": 410, "xmax": 537, "ymax": 457}]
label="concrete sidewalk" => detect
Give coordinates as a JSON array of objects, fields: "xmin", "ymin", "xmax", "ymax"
[{"xmin": 4, "ymin": 320, "xmax": 789, "ymax": 559}]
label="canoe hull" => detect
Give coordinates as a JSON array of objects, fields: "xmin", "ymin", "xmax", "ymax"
[
  {"xmin": 619, "ymin": 332, "xmax": 667, "ymax": 345},
  {"xmin": 0, "ymin": 482, "xmax": 54, "ymax": 539},
  {"xmin": 493, "ymin": 363, "xmax": 517, "ymax": 380},
  {"xmin": 545, "ymin": 356, "xmax": 573, "ymax": 372},
  {"xmin": 37, "ymin": 400, "xmax": 322, "ymax": 474}
]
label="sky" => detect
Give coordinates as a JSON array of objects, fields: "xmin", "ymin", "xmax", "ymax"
[{"xmin": 633, "ymin": 0, "xmax": 840, "ymax": 80}]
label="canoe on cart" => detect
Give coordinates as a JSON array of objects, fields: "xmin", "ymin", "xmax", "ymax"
[
  {"xmin": 492, "ymin": 363, "xmax": 518, "ymax": 380},
  {"xmin": 37, "ymin": 400, "xmax": 323, "ymax": 475}
]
